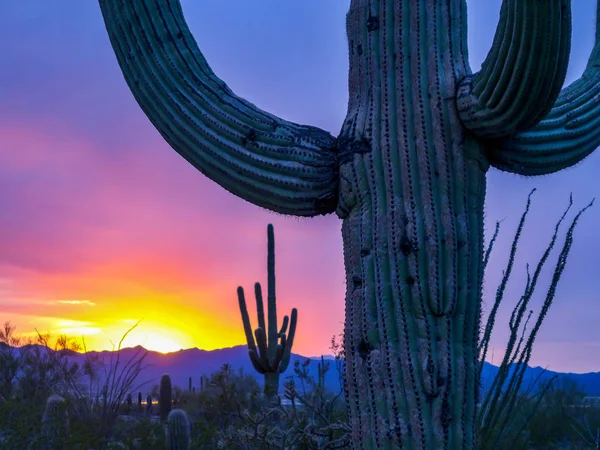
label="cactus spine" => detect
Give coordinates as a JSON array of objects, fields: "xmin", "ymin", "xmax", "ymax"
[
  {"xmin": 40, "ymin": 395, "xmax": 68, "ymax": 450},
  {"xmin": 237, "ymin": 224, "xmax": 297, "ymax": 399},
  {"xmin": 165, "ymin": 409, "xmax": 191, "ymax": 450},
  {"xmin": 159, "ymin": 374, "xmax": 172, "ymax": 421},
  {"xmin": 99, "ymin": 1, "xmax": 600, "ymax": 448}
]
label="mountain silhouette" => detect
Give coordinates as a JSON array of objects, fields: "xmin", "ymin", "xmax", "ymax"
[{"xmin": 10, "ymin": 344, "xmax": 600, "ymax": 397}]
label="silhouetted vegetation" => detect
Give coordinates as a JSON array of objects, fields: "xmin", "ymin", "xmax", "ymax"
[
  {"xmin": 0, "ymin": 324, "xmax": 599, "ymax": 448},
  {"xmin": 1, "ymin": 194, "xmax": 597, "ymax": 448}
]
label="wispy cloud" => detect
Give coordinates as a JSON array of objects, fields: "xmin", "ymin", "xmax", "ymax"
[
  {"xmin": 56, "ymin": 300, "xmax": 96, "ymax": 306},
  {"xmin": 54, "ymin": 320, "xmax": 101, "ymax": 336}
]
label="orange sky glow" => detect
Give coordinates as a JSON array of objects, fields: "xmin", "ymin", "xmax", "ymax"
[{"xmin": 2, "ymin": 1, "xmax": 600, "ymax": 372}]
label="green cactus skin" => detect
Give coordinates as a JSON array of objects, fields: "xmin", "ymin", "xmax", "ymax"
[
  {"xmin": 237, "ymin": 224, "xmax": 297, "ymax": 399},
  {"xmin": 40, "ymin": 394, "xmax": 68, "ymax": 450},
  {"xmin": 159, "ymin": 374, "xmax": 172, "ymax": 421},
  {"xmin": 98, "ymin": 0, "xmax": 600, "ymax": 448},
  {"xmin": 165, "ymin": 409, "xmax": 191, "ymax": 450}
]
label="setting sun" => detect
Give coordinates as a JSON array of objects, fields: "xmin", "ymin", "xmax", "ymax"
[
  {"xmin": 82, "ymin": 321, "xmax": 195, "ymax": 354},
  {"xmin": 134, "ymin": 334, "xmax": 183, "ymax": 354}
]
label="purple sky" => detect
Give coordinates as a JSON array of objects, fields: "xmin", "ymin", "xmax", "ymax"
[{"xmin": 0, "ymin": 1, "xmax": 599, "ymax": 372}]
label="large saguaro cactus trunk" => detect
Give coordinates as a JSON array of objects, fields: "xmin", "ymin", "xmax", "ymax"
[
  {"xmin": 98, "ymin": 0, "xmax": 600, "ymax": 448},
  {"xmin": 337, "ymin": 3, "xmax": 486, "ymax": 447}
]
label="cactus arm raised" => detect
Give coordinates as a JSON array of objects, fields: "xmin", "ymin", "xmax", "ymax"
[
  {"xmin": 279, "ymin": 315, "xmax": 289, "ymax": 336},
  {"xmin": 254, "ymin": 283, "xmax": 266, "ymax": 333},
  {"xmin": 236, "ymin": 287, "xmax": 258, "ymax": 354},
  {"xmin": 458, "ymin": 0, "xmax": 571, "ymax": 138},
  {"xmin": 238, "ymin": 286, "xmax": 268, "ymax": 373},
  {"xmin": 98, "ymin": 0, "xmax": 338, "ymax": 216},
  {"xmin": 485, "ymin": 3, "xmax": 600, "ymax": 175},
  {"xmin": 273, "ymin": 333, "xmax": 286, "ymax": 368},
  {"xmin": 254, "ymin": 327, "xmax": 271, "ymax": 370},
  {"xmin": 279, "ymin": 307, "xmax": 297, "ymax": 373},
  {"xmin": 248, "ymin": 348, "xmax": 266, "ymax": 374}
]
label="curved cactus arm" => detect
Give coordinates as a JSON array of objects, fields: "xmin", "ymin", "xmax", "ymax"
[
  {"xmin": 458, "ymin": 0, "xmax": 571, "ymax": 138},
  {"xmin": 273, "ymin": 333, "xmax": 287, "ymax": 369},
  {"xmin": 486, "ymin": 2, "xmax": 600, "ymax": 175},
  {"xmin": 278, "ymin": 308, "xmax": 297, "ymax": 373},
  {"xmin": 279, "ymin": 315, "xmax": 289, "ymax": 336},
  {"xmin": 98, "ymin": 0, "xmax": 338, "ymax": 216},
  {"xmin": 254, "ymin": 327, "xmax": 271, "ymax": 371},
  {"xmin": 237, "ymin": 287, "xmax": 258, "ymax": 353},
  {"xmin": 248, "ymin": 348, "xmax": 266, "ymax": 374}
]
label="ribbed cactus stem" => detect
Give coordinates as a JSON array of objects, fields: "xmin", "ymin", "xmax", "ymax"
[
  {"xmin": 99, "ymin": 0, "xmax": 600, "ymax": 448},
  {"xmin": 165, "ymin": 409, "xmax": 191, "ymax": 450},
  {"xmin": 159, "ymin": 374, "xmax": 172, "ymax": 421},
  {"xmin": 40, "ymin": 395, "xmax": 68, "ymax": 450},
  {"xmin": 146, "ymin": 394, "xmax": 153, "ymax": 416},
  {"xmin": 237, "ymin": 224, "xmax": 298, "ymax": 399}
]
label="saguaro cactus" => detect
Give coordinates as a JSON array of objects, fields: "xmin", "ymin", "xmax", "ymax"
[
  {"xmin": 165, "ymin": 409, "xmax": 191, "ymax": 450},
  {"xmin": 146, "ymin": 394, "xmax": 153, "ymax": 416},
  {"xmin": 98, "ymin": 1, "xmax": 600, "ymax": 448},
  {"xmin": 159, "ymin": 374, "xmax": 172, "ymax": 421},
  {"xmin": 40, "ymin": 395, "xmax": 68, "ymax": 450},
  {"xmin": 237, "ymin": 224, "xmax": 297, "ymax": 399}
]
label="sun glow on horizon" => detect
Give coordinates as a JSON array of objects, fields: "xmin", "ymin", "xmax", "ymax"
[
  {"xmin": 98, "ymin": 321, "xmax": 195, "ymax": 354},
  {"xmin": 135, "ymin": 334, "xmax": 184, "ymax": 354}
]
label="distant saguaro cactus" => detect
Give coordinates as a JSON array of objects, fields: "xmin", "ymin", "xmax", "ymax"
[
  {"xmin": 146, "ymin": 394, "xmax": 153, "ymax": 416},
  {"xmin": 125, "ymin": 392, "xmax": 132, "ymax": 414},
  {"xmin": 159, "ymin": 374, "xmax": 172, "ymax": 421},
  {"xmin": 138, "ymin": 391, "xmax": 142, "ymax": 412},
  {"xmin": 317, "ymin": 355, "xmax": 326, "ymax": 392},
  {"xmin": 165, "ymin": 409, "xmax": 191, "ymax": 450},
  {"xmin": 99, "ymin": 0, "xmax": 600, "ymax": 447},
  {"xmin": 237, "ymin": 224, "xmax": 297, "ymax": 399},
  {"xmin": 40, "ymin": 395, "xmax": 68, "ymax": 450}
]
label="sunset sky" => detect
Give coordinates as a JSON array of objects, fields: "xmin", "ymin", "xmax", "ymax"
[{"xmin": 1, "ymin": 1, "xmax": 599, "ymax": 373}]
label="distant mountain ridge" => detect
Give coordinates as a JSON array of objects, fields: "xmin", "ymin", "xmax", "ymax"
[
  {"xmin": 83, "ymin": 345, "xmax": 600, "ymax": 397},
  {"xmin": 12, "ymin": 344, "xmax": 600, "ymax": 397}
]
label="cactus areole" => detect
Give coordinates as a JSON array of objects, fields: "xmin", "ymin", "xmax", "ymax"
[{"xmin": 99, "ymin": 1, "xmax": 600, "ymax": 448}]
